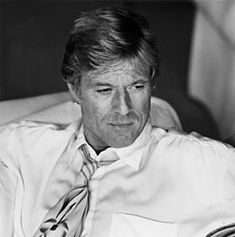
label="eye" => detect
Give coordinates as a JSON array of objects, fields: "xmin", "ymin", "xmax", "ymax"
[
  {"xmin": 134, "ymin": 84, "xmax": 145, "ymax": 90},
  {"xmin": 96, "ymin": 88, "xmax": 113, "ymax": 95},
  {"xmin": 128, "ymin": 83, "xmax": 146, "ymax": 92}
]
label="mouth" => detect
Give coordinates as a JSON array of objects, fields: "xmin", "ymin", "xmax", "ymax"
[{"xmin": 109, "ymin": 123, "xmax": 133, "ymax": 128}]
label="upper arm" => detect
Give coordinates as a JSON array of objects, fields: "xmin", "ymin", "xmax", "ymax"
[
  {"xmin": 160, "ymin": 133, "xmax": 235, "ymax": 236},
  {"xmin": 188, "ymin": 137, "xmax": 235, "ymax": 237},
  {"xmin": 0, "ymin": 160, "xmax": 18, "ymax": 236}
]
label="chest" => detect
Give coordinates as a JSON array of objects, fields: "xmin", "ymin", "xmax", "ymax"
[{"xmin": 82, "ymin": 161, "xmax": 201, "ymax": 237}]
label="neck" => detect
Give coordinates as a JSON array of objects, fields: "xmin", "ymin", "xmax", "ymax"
[{"xmin": 83, "ymin": 127, "xmax": 109, "ymax": 155}]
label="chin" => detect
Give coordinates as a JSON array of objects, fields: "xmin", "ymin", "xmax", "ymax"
[
  {"xmin": 108, "ymin": 135, "xmax": 137, "ymax": 148},
  {"xmin": 103, "ymin": 124, "xmax": 143, "ymax": 148}
]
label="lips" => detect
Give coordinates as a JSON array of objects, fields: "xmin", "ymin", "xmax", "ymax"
[
  {"xmin": 108, "ymin": 123, "xmax": 134, "ymax": 130},
  {"xmin": 110, "ymin": 123, "xmax": 132, "ymax": 126},
  {"xmin": 109, "ymin": 122, "xmax": 133, "ymax": 126}
]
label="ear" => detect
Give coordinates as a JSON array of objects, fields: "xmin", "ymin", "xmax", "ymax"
[
  {"xmin": 67, "ymin": 83, "xmax": 81, "ymax": 103},
  {"xmin": 150, "ymin": 68, "xmax": 157, "ymax": 89},
  {"xmin": 150, "ymin": 68, "xmax": 155, "ymax": 79}
]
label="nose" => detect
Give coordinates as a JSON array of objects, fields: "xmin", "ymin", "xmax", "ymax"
[{"xmin": 112, "ymin": 89, "xmax": 132, "ymax": 115}]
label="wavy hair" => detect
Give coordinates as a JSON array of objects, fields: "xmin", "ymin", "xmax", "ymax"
[{"xmin": 61, "ymin": 7, "xmax": 160, "ymax": 87}]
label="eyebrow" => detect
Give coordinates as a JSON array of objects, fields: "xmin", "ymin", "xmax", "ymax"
[
  {"xmin": 93, "ymin": 82, "xmax": 113, "ymax": 87},
  {"xmin": 131, "ymin": 79, "xmax": 149, "ymax": 84},
  {"xmin": 92, "ymin": 79, "xmax": 149, "ymax": 88},
  {"xmin": 128, "ymin": 79, "xmax": 149, "ymax": 87}
]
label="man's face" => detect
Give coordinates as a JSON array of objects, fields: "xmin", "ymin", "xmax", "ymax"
[{"xmin": 76, "ymin": 61, "xmax": 151, "ymax": 151}]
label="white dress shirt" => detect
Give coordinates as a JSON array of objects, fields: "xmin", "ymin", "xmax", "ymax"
[{"xmin": 0, "ymin": 120, "xmax": 235, "ymax": 237}]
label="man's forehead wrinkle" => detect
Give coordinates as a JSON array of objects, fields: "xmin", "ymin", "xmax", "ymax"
[
  {"xmin": 86, "ymin": 59, "xmax": 149, "ymax": 81},
  {"xmin": 92, "ymin": 71, "xmax": 145, "ymax": 87},
  {"xmin": 89, "ymin": 65, "xmax": 148, "ymax": 83},
  {"xmin": 99, "ymin": 69, "xmax": 142, "ymax": 79}
]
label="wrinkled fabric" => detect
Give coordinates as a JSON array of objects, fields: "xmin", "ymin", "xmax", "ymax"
[{"xmin": 0, "ymin": 120, "xmax": 235, "ymax": 237}]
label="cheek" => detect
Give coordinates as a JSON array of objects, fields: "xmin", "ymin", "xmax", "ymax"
[
  {"xmin": 132, "ymin": 93, "xmax": 151, "ymax": 115},
  {"xmin": 81, "ymin": 95, "xmax": 110, "ymax": 124}
]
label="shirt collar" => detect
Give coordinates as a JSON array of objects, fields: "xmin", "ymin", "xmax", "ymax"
[
  {"xmin": 66, "ymin": 120, "xmax": 99, "ymax": 159},
  {"xmin": 66, "ymin": 120, "xmax": 152, "ymax": 171},
  {"xmin": 65, "ymin": 119, "xmax": 87, "ymax": 149}
]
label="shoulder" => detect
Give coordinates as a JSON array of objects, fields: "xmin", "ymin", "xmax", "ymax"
[
  {"xmin": 0, "ymin": 121, "xmax": 72, "ymax": 151},
  {"xmin": 149, "ymin": 128, "xmax": 235, "ymax": 218},
  {"xmin": 0, "ymin": 120, "xmax": 63, "ymax": 137},
  {"xmin": 0, "ymin": 121, "xmax": 75, "ymax": 170},
  {"xmin": 0, "ymin": 120, "xmax": 73, "ymax": 140},
  {"xmin": 151, "ymin": 127, "xmax": 234, "ymax": 159},
  {"xmin": 150, "ymin": 127, "xmax": 235, "ymax": 181}
]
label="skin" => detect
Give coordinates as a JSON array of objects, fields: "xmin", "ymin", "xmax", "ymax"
[{"xmin": 71, "ymin": 60, "xmax": 152, "ymax": 153}]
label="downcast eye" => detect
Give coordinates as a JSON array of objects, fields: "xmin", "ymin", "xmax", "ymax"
[
  {"xmin": 96, "ymin": 88, "xmax": 113, "ymax": 94},
  {"xmin": 128, "ymin": 84, "xmax": 146, "ymax": 91},
  {"xmin": 134, "ymin": 84, "xmax": 145, "ymax": 89}
]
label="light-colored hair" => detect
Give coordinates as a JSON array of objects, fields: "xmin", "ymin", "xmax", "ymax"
[{"xmin": 61, "ymin": 7, "xmax": 160, "ymax": 87}]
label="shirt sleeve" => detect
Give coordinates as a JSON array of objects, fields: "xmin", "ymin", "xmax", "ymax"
[
  {"xmin": 0, "ymin": 124, "xmax": 19, "ymax": 237},
  {"xmin": 158, "ymin": 130, "xmax": 235, "ymax": 236},
  {"xmin": 170, "ymin": 132, "xmax": 235, "ymax": 237},
  {"xmin": 0, "ymin": 121, "xmax": 77, "ymax": 236},
  {"xmin": 0, "ymin": 161, "xmax": 18, "ymax": 236},
  {"xmin": 203, "ymin": 140, "xmax": 235, "ymax": 237}
]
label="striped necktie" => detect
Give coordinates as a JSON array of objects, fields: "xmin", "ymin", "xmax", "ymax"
[
  {"xmin": 34, "ymin": 143, "xmax": 108, "ymax": 237},
  {"xmin": 205, "ymin": 223, "xmax": 235, "ymax": 237}
]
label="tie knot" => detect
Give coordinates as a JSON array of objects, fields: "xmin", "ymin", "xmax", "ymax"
[
  {"xmin": 78, "ymin": 144, "xmax": 119, "ymax": 169},
  {"xmin": 79, "ymin": 144, "xmax": 96, "ymax": 163}
]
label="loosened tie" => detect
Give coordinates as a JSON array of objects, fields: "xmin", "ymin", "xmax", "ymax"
[{"xmin": 33, "ymin": 143, "xmax": 99, "ymax": 237}]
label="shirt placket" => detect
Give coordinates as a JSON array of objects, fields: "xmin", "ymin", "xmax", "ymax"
[{"xmin": 81, "ymin": 166, "xmax": 106, "ymax": 237}]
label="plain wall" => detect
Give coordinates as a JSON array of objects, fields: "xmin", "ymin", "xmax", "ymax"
[
  {"xmin": 3, "ymin": 1, "xmax": 222, "ymax": 138},
  {"xmin": 0, "ymin": 0, "xmax": 195, "ymax": 101},
  {"xmin": 189, "ymin": 0, "xmax": 235, "ymax": 139}
]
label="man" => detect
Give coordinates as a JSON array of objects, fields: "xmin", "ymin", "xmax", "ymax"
[{"xmin": 0, "ymin": 7, "xmax": 235, "ymax": 237}]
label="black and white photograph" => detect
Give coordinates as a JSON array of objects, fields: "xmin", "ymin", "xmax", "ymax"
[{"xmin": 0, "ymin": 0, "xmax": 235, "ymax": 236}]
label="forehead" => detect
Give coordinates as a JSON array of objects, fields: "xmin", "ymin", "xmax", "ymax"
[{"xmin": 84, "ymin": 60, "xmax": 150, "ymax": 85}]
